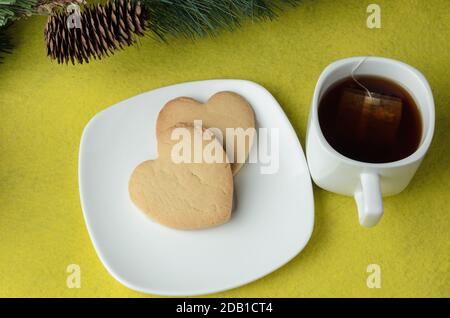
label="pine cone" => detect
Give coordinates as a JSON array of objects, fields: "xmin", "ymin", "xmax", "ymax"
[{"xmin": 44, "ymin": 0, "xmax": 146, "ymax": 64}]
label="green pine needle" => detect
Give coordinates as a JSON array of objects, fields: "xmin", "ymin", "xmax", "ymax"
[
  {"xmin": 140, "ymin": 0, "xmax": 299, "ymax": 41},
  {"xmin": 0, "ymin": 0, "xmax": 38, "ymax": 27},
  {"xmin": 0, "ymin": 0, "xmax": 38, "ymax": 60}
]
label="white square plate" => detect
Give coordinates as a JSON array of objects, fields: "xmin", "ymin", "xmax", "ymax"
[{"xmin": 79, "ymin": 79, "xmax": 314, "ymax": 296}]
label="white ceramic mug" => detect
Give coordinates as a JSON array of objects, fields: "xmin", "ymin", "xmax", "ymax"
[{"xmin": 306, "ymin": 56, "xmax": 435, "ymax": 227}]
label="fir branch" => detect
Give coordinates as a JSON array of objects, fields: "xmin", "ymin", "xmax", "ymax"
[
  {"xmin": 0, "ymin": 0, "xmax": 38, "ymax": 27},
  {"xmin": 141, "ymin": 0, "xmax": 299, "ymax": 41},
  {"xmin": 0, "ymin": 0, "xmax": 39, "ymax": 60}
]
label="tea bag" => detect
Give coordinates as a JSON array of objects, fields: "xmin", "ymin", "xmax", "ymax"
[
  {"xmin": 336, "ymin": 88, "xmax": 403, "ymax": 146},
  {"xmin": 336, "ymin": 59, "xmax": 403, "ymax": 147}
]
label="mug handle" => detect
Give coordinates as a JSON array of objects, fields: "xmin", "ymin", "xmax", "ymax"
[{"xmin": 354, "ymin": 172, "xmax": 383, "ymax": 227}]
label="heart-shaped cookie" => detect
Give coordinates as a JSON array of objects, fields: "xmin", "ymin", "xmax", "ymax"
[
  {"xmin": 157, "ymin": 91, "xmax": 255, "ymax": 175},
  {"xmin": 129, "ymin": 124, "xmax": 233, "ymax": 230}
]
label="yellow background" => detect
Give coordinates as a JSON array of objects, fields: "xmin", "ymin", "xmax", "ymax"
[{"xmin": 1, "ymin": 0, "xmax": 449, "ymax": 297}]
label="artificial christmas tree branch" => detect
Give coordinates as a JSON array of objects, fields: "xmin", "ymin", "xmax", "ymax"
[{"xmin": 44, "ymin": 0, "xmax": 299, "ymax": 65}]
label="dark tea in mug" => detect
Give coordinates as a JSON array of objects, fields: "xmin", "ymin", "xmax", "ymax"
[{"xmin": 318, "ymin": 75, "xmax": 422, "ymax": 163}]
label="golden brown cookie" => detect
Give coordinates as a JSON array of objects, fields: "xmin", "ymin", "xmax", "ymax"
[
  {"xmin": 129, "ymin": 125, "xmax": 233, "ymax": 230},
  {"xmin": 157, "ymin": 91, "xmax": 255, "ymax": 175}
]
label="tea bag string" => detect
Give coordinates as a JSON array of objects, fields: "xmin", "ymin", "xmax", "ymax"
[{"xmin": 351, "ymin": 57, "xmax": 373, "ymax": 100}]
